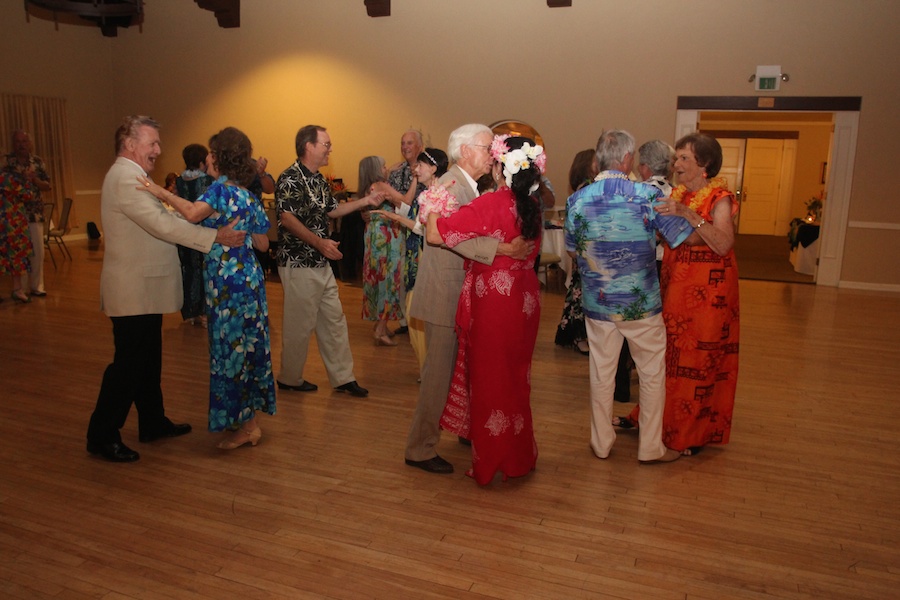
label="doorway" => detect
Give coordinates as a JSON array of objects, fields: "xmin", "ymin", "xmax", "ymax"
[
  {"xmin": 675, "ymin": 96, "xmax": 861, "ymax": 287},
  {"xmin": 713, "ymin": 135, "xmax": 801, "ymax": 236}
]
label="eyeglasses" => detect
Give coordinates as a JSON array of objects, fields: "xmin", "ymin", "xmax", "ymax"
[
  {"xmin": 317, "ymin": 142, "xmax": 333, "ymax": 149},
  {"xmin": 471, "ymin": 144, "xmax": 491, "ymax": 152}
]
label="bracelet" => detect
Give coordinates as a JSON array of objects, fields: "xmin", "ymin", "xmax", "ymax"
[{"xmin": 695, "ymin": 218, "xmax": 706, "ymax": 229}]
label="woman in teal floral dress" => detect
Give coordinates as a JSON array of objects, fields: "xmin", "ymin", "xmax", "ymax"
[
  {"xmin": 358, "ymin": 156, "xmax": 404, "ymax": 346},
  {"xmin": 139, "ymin": 127, "xmax": 275, "ymax": 450}
]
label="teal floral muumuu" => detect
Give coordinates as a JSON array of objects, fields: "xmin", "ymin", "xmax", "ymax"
[{"xmin": 200, "ymin": 177, "xmax": 276, "ymax": 431}]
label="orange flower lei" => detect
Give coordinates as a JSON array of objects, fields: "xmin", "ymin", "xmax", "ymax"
[{"xmin": 671, "ymin": 176, "xmax": 728, "ymax": 214}]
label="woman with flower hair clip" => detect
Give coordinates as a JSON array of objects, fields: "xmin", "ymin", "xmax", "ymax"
[
  {"xmin": 425, "ymin": 135, "xmax": 544, "ymax": 485},
  {"xmin": 372, "ymin": 147, "xmax": 449, "ymax": 375}
]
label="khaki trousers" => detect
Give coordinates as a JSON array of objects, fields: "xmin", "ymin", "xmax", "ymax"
[
  {"xmin": 277, "ymin": 265, "xmax": 355, "ymax": 388},
  {"xmin": 586, "ymin": 314, "xmax": 667, "ymax": 461},
  {"xmin": 404, "ymin": 321, "xmax": 456, "ymax": 461},
  {"xmin": 26, "ymin": 222, "xmax": 45, "ymax": 293},
  {"xmin": 405, "ymin": 289, "xmax": 427, "ymax": 376}
]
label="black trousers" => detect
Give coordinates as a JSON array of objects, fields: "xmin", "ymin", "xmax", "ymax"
[{"xmin": 87, "ymin": 314, "xmax": 171, "ymax": 444}]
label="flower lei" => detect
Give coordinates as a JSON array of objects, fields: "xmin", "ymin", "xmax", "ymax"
[
  {"xmin": 489, "ymin": 134, "xmax": 547, "ymax": 192},
  {"xmin": 416, "ymin": 182, "xmax": 459, "ymax": 224},
  {"xmin": 671, "ymin": 176, "xmax": 728, "ymax": 213}
]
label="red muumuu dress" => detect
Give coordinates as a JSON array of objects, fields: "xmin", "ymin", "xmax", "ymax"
[{"xmin": 437, "ymin": 187, "xmax": 540, "ymax": 485}]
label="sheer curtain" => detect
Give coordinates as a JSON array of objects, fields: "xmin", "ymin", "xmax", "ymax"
[{"xmin": 1, "ymin": 93, "xmax": 75, "ymax": 228}]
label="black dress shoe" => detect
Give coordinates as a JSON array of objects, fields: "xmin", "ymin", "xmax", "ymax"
[
  {"xmin": 335, "ymin": 381, "xmax": 368, "ymax": 397},
  {"xmin": 87, "ymin": 441, "xmax": 140, "ymax": 462},
  {"xmin": 277, "ymin": 380, "xmax": 318, "ymax": 392},
  {"xmin": 405, "ymin": 455, "xmax": 454, "ymax": 474},
  {"xmin": 393, "ymin": 325, "xmax": 409, "ymax": 335},
  {"xmin": 30, "ymin": 290, "xmax": 47, "ymax": 297},
  {"xmin": 139, "ymin": 422, "xmax": 192, "ymax": 443}
]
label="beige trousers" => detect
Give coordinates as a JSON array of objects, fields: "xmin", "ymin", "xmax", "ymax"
[
  {"xmin": 277, "ymin": 265, "xmax": 355, "ymax": 388},
  {"xmin": 405, "ymin": 289, "xmax": 426, "ymax": 376},
  {"xmin": 586, "ymin": 314, "xmax": 667, "ymax": 461},
  {"xmin": 404, "ymin": 321, "xmax": 456, "ymax": 461}
]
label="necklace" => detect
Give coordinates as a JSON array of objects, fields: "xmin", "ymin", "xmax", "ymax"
[
  {"xmin": 672, "ymin": 176, "xmax": 728, "ymax": 213},
  {"xmin": 297, "ymin": 163, "xmax": 330, "ymax": 206},
  {"xmin": 594, "ymin": 170, "xmax": 629, "ymax": 182}
]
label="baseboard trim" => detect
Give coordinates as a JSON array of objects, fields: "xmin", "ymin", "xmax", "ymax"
[{"xmin": 839, "ymin": 280, "xmax": 900, "ymax": 293}]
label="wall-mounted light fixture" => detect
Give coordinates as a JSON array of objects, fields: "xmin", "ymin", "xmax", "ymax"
[
  {"xmin": 748, "ymin": 65, "xmax": 789, "ymax": 91},
  {"xmin": 365, "ymin": 0, "xmax": 390, "ymax": 17}
]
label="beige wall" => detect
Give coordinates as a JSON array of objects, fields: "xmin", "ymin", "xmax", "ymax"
[{"xmin": 2, "ymin": 0, "xmax": 898, "ymax": 288}]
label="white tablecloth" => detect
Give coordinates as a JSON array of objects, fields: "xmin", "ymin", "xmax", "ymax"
[
  {"xmin": 540, "ymin": 227, "xmax": 572, "ymax": 287},
  {"xmin": 790, "ymin": 238, "xmax": 819, "ymax": 275}
]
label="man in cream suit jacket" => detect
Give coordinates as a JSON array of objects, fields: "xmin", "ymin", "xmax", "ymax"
[
  {"xmin": 404, "ymin": 124, "xmax": 531, "ymax": 474},
  {"xmin": 86, "ymin": 116, "xmax": 245, "ymax": 463}
]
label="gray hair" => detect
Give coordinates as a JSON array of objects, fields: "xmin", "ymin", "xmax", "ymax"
[
  {"xmin": 115, "ymin": 115, "xmax": 159, "ymax": 155},
  {"xmin": 595, "ymin": 129, "xmax": 635, "ymax": 172},
  {"xmin": 447, "ymin": 123, "xmax": 492, "ymax": 162},
  {"xmin": 638, "ymin": 140, "xmax": 675, "ymax": 178}
]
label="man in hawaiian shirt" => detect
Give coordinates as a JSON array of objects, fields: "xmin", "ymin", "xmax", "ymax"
[
  {"xmin": 5, "ymin": 129, "xmax": 52, "ymax": 297},
  {"xmin": 274, "ymin": 124, "xmax": 383, "ymax": 398},
  {"xmin": 385, "ymin": 129, "xmax": 425, "ymax": 335},
  {"xmin": 565, "ymin": 129, "xmax": 691, "ymax": 465}
]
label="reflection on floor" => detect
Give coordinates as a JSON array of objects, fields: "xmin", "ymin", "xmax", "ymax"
[{"xmin": 734, "ymin": 233, "xmax": 814, "ymax": 284}]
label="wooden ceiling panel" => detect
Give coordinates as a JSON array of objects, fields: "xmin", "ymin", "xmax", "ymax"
[{"xmin": 194, "ymin": 0, "xmax": 240, "ymax": 28}]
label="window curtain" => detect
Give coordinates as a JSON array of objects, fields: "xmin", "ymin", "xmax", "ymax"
[{"xmin": 1, "ymin": 93, "xmax": 76, "ymax": 229}]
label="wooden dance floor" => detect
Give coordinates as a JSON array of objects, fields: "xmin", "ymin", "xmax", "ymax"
[{"xmin": 1, "ymin": 240, "xmax": 899, "ymax": 599}]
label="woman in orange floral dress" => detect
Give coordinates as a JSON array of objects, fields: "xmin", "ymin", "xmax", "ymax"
[{"xmin": 616, "ymin": 133, "xmax": 739, "ymax": 455}]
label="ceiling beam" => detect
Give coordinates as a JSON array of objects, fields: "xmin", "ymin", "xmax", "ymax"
[
  {"xmin": 365, "ymin": 0, "xmax": 390, "ymax": 17},
  {"xmin": 547, "ymin": 0, "xmax": 572, "ymax": 6}
]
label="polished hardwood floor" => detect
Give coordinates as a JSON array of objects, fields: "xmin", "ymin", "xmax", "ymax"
[{"xmin": 2, "ymin": 240, "xmax": 899, "ymax": 599}]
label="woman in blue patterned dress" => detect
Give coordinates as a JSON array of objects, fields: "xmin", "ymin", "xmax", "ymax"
[{"xmin": 139, "ymin": 127, "xmax": 276, "ymax": 450}]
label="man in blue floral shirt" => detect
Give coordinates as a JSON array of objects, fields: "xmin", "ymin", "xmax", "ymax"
[
  {"xmin": 386, "ymin": 129, "xmax": 425, "ymax": 335},
  {"xmin": 565, "ymin": 129, "xmax": 691, "ymax": 464},
  {"xmin": 275, "ymin": 124, "xmax": 383, "ymax": 398},
  {"xmin": 5, "ymin": 129, "xmax": 51, "ymax": 296}
]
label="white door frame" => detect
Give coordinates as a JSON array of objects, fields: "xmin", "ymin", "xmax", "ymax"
[{"xmin": 675, "ymin": 108, "xmax": 858, "ymax": 287}]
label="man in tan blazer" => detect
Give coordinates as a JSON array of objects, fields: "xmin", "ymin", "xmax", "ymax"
[
  {"xmin": 86, "ymin": 116, "xmax": 245, "ymax": 463},
  {"xmin": 404, "ymin": 123, "xmax": 531, "ymax": 474}
]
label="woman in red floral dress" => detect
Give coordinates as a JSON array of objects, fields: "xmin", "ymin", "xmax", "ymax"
[{"xmin": 426, "ymin": 135, "xmax": 545, "ymax": 484}]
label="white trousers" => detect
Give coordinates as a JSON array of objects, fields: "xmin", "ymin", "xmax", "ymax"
[
  {"xmin": 26, "ymin": 222, "xmax": 45, "ymax": 293},
  {"xmin": 277, "ymin": 266, "xmax": 355, "ymax": 388},
  {"xmin": 586, "ymin": 314, "xmax": 667, "ymax": 461}
]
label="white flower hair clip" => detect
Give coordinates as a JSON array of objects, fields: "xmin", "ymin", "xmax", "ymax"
[{"xmin": 489, "ymin": 134, "xmax": 546, "ymax": 191}]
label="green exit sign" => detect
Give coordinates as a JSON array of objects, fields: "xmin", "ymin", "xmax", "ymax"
[{"xmin": 759, "ymin": 77, "xmax": 778, "ymax": 90}]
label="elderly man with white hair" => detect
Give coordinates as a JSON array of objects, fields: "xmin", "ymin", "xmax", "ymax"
[{"xmin": 403, "ymin": 123, "xmax": 531, "ymax": 474}]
